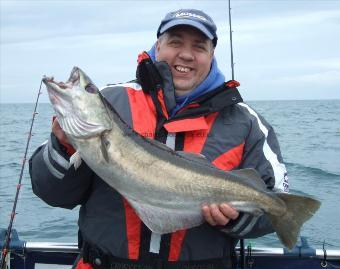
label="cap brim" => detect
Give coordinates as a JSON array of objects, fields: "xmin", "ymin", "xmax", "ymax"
[{"xmin": 159, "ymin": 19, "xmax": 214, "ymax": 40}]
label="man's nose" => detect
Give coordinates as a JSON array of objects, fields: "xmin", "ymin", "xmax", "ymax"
[{"xmin": 178, "ymin": 46, "xmax": 194, "ymax": 61}]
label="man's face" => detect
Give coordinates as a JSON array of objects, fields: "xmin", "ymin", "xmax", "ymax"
[{"xmin": 156, "ymin": 26, "xmax": 214, "ymax": 96}]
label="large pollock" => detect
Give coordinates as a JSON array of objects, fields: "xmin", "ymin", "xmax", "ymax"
[{"xmin": 43, "ymin": 67, "xmax": 320, "ymax": 249}]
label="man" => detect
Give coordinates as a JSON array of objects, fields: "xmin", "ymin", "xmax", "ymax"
[{"xmin": 29, "ymin": 9, "xmax": 288, "ymax": 269}]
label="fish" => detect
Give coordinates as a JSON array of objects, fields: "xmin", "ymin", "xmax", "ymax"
[{"xmin": 42, "ymin": 67, "xmax": 321, "ymax": 249}]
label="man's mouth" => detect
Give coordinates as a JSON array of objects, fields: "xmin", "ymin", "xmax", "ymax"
[{"xmin": 175, "ymin": 65, "xmax": 192, "ymax": 73}]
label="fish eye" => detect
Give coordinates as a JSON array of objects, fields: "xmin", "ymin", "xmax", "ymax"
[{"xmin": 85, "ymin": 84, "xmax": 98, "ymax": 94}]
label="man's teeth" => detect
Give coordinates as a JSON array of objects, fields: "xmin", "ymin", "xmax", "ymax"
[{"xmin": 175, "ymin": 66, "xmax": 191, "ymax": 73}]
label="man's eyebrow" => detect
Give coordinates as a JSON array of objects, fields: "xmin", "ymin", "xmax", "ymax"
[
  {"xmin": 168, "ymin": 32, "xmax": 207, "ymax": 43},
  {"xmin": 167, "ymin": 32, "xmax": 182, "ymax": 39},
  {"xmin": 194, "ymin": 39, "xmax": 208, "ymax": 44},
  {"xmin": 165, "ymin": 31, "xmax": 210, "ymax": 46}
]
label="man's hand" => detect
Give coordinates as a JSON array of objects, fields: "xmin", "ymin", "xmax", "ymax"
[
  {"xmin": 52, "ymin": 119, "xmax": 70, "ymax": 146},
  {"xmin": 202, "ymin": 203, "xmax": 239, "ymax": 226}
]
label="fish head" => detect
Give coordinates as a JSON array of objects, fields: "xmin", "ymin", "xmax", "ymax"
[{"xmin": 43, "ymin": 67, "xmax": 112, "ymax": 139}]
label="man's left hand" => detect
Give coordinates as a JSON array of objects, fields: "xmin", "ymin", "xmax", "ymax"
[{"xmin": 202, "ymin": 203, "xmax": 239, "ymax": 226}]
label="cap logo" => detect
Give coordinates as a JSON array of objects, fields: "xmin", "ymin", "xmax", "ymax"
[{"xmin": 174, "ymin": 12, "xmax": 208, "ymax": 22}]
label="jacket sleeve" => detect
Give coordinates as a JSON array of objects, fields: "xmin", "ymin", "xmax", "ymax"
[
  {"xmin": 29, "ymin": 133, "xmax": 94, "ymax": 209},
  {"xmin": 220, "ymin": 103, "xmax": 289, "ymax": 239}
]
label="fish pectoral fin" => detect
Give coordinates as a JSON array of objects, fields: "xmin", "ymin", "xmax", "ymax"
[
  {"xmin": 100, "ymin": 134, "xmax": 110, "ymax": 163},
  {"xmin": 70, "ymin": 151, "xmax": 82, "ymax": 170},
  {"xmin": 125, "ymin": 197, "xmax": 203, "ymax": 234}
]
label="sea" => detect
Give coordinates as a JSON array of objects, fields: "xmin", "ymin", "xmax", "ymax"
[{"xmin": 1, "ymin": 100, "xmax": 340, "ymax": 250}]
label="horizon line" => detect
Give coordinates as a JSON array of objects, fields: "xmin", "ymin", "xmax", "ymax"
[{"xmin": 1, "ymin": 98, "xmax": 340, "ymax": 105}]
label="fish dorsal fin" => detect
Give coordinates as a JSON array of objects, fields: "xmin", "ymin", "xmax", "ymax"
[
  {"xmin": 230, "ymin": 168, "xmax": 267, "ymax": 190},
  {"xmin": 125, "ymin": 196, "xmax": 203, "ymax": 234},
  {"xmin": 144, "ymin": 137, "xmax": 174, "ymax": 153},
  {"xmin": 175, "ymin": 151, "xmax": 213, "ymax": 166},
  {"xmin": 143, "ymin": 137, "xmax": 214, "ymax": 168},
  {"xmin": 176, "ymin": 151, "xmax": 207, "ymax": 160}
]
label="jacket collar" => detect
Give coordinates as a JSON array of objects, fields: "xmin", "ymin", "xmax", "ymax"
[{"xmin": 136, "ymin": 51, "xmax": 243, "ymax": 123}]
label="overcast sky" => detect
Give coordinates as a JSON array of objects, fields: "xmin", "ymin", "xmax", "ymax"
[{"xmin": 1, "ymin": 0, "xmax": 339, "ymax": 103}]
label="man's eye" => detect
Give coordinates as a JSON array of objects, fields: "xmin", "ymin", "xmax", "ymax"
[{"xmin": 195, "ymin": 45, "xmax": 207, "ymax": 51}]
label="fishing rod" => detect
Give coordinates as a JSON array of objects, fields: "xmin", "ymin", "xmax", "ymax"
[
  {"xmin": 227, "ymin": 1, "xmax": 246, "ymax": 268},
  {"xmin": 228, "ymin": 0, "xmax": 235, "ymax": 80},
  {"xmin": 0, "ymin": 80, "xmax": 43, "ymax": 269}
]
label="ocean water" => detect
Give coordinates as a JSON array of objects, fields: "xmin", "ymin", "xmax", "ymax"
[{"xmin": 1, "ymin": 100, "xmax": 339, "ymax": 250}]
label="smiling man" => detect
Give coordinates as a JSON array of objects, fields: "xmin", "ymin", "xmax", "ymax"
[{"xmin": 30, "ymin": 8, "xmax": 288, "ymax": 269}]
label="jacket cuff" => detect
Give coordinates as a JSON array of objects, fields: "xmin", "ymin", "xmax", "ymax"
[
  {"xmin": 42, "ymin": 133, "xmax": 71, "ymax": 179},
  {"xmin": 219, "ymin": 213, "xmax": 260, "ymax": 237}
]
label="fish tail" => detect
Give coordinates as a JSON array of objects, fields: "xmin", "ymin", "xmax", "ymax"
[{"xmin": 268, "ymin": 193, "xmax": 321, "ymax": 249}]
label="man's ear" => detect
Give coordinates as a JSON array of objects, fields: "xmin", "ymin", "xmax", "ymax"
[
  {"xmin": 210, "ymin": 47, "xmax": 215, "ymax": 59},
  {"xmin": 155, "ymin": 40, "xmax": 161, "ymax": 60}
]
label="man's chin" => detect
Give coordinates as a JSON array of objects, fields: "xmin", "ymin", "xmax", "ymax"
[
  {"xmin": 174, "ymin": 88, "xmax": 194, "ymax": 96},
  {"xmin": 174, "ymin": 83, "xmax": 195, "ymax": 96}
]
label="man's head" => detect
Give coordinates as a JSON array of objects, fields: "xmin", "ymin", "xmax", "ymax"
[
  {"xmin": 156, "ymin": 9, "xmax": 217, "ymax": 96},
  {"xmin": 157, "ymin": 9, "xmax": 217, "ymax": 47}
]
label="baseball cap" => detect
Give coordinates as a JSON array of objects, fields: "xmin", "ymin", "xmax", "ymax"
[{"xmin": 157, "ymin": 9, "xmax": 218, "ymax": 47}]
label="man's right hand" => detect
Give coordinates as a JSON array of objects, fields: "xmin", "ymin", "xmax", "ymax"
[
  {"xmin": 52, "ymin": 119, "xmax": 70, "ymax": 146},
  {"xmin": 202, "ymin": 203, "xmax": 239, "ymax": 226}
]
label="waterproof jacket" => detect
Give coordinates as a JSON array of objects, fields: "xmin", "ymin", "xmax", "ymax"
[{"xmin": 29, "ymin": 53, "xmax": 288, "ymax": 263}]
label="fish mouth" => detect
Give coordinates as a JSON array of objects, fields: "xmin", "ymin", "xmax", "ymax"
[
  {"xmin": 42, "ymin": 76, "xmax": 74, "ymax": 120},
  {"xmin": 42, "ymin": 76, "xmax": 72, "ymax": 95},
  {"xmin": 42, "ymin": 68, "xmax": 111, "ymax": 139},
  {"xmin": 43, "ymin": 66, "xmax": 97, "ymax": 95}
]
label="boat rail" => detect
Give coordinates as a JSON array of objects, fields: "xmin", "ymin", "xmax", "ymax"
[
  {"xmin": 1, "ymin": 230, "xmax": 340, "ymax": 269},
  {"xmin": 20, "ymin": 242, "xmax": 340, "ymax": 260}
]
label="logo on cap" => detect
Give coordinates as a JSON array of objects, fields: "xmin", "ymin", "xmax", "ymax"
[{"xmin": 174, "ymin": 12, "xmax": 208, "ymax": 22}]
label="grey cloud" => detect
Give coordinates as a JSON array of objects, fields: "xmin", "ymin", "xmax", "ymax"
[{"xmin": 1, "ymin": 0, "xmax": 340, "ymax": 103}]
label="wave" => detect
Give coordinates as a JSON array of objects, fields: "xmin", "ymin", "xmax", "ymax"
[
  {"xmin": 0, "ymin": 162, "xmax": 21, "ymax": 169},
  {"xmin": 20, "ymin": 228, "xmax": 77, "ymax": 241},
  {"xmin": 285, "ymin": 162, "xmax": 340, "ymax": 178}
]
